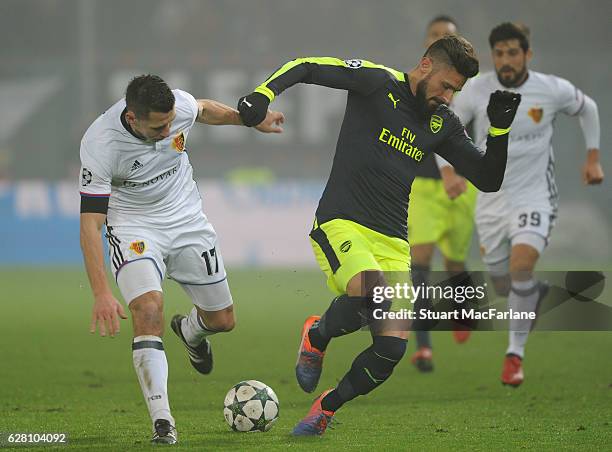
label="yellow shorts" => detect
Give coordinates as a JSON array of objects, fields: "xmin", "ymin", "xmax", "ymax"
[
  {"xmin": 309, "ymin": 218, "xmax": 411, "ymax": 300},
  {"xmin": 408, "ymin": 177, "xmax": 477, "ymax": 262}
]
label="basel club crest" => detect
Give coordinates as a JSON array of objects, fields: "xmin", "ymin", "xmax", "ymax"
[
  {"xmin": 429, "ymin": 115, "xmax": 443, "ymax": 133},
  {"xmin": 130, "ymin": 241, "xmax": 146, "ymax": 255},
  {"xmin": 172, "ymin": 132, "xmax": 185, "ymax": 152},
  {"xmin": 528, "ymin": 107, "xmax": 543, "ymax": 123}
]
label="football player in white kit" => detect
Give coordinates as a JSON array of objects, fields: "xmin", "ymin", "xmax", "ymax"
[
  {"xmin": 79, "ymin": 75, "xmax": 284, "ymax": 444},
  {"xmin": 444, "ymin": 23, "xmax": 603, "ymax": 386}
]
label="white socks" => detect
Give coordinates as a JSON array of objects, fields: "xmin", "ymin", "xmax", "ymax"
[
  {"xmin": 506, "ymin": 279, "xmax": 539, "ymax": 359},
  {"xmin": 132, "ymin": 335, "xmax": 174, "ymax": 426},
  {"xmin": 181, "ymin": 307, "xmax": 217, "ymax": 347}
]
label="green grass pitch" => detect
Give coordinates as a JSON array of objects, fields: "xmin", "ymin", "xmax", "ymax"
[{"xmin": 1, "ymin": 268, "xmax": 611, "ymax": 451}]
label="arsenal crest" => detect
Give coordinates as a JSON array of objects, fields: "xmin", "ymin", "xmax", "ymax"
[
  {"xmin": 130, "ymin": 241, "xmax": 146, "ymax": 255},
  {"xmin": 429, "ymin": 114, "xmax": 443, "ymax": 134},
  {"xmin": 172, "ymin": 131, "xmax": 185, "ymax": 152},
  {"xmin": 528, "ymin": 107, "xmax": 543, "ymax": 123},
  {"xmin": 340, "ymin": 240, "xmax": 352, "ymax": 253}
]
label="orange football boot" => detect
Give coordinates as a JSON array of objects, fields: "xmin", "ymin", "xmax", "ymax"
[
  {"xmin": 411, "ymin": 346, "xmax": 434, "ymax": 372},
  {"xmin": 501, "ymin": 354, "xmax": 524, "ymax": 387},
  {"xmin": 292, "ymin": 389, "xmax": 335, "ymax": 436},
  {"xmin": 295, "ymin": 315, "xmax": 325, "ymax": 393}
]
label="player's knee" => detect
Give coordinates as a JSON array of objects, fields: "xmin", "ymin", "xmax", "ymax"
[
  {"xmin": 216, "ymin": 316, "xmax": 236, "ymax": 332},
  {"xmin": 129, "ymin": 291, "xmax": 164, "ymax": 334},
  {"xmin": 346, "ymin": 274, "xmax": 363, "ymax": 297},
  {"xmin": 199, "ymin": 309, "xmax": 235, "ymax": 332},
  {"xmin": 411, "ymin": 244, "xmax": 435, "ymax": 266},
  {"xmin": 510, "ymin": 257, "xmax": 536, "ymax": 275},
  {"xmin": 129, "ymin": 291, "xmax": 163, "ymax": 315},
  {"xmin": 346, "ymin": 270, "xmax": 386, "ymax": 297},
  {"xmin": 510, "ymin": 243, "xmax": 540, "ymax": 274},
  {"xmin": 363, "ymin": 271, "xmax": 387, "ymax": 297}
]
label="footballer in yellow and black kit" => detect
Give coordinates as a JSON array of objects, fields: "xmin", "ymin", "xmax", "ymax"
[
  {"xmin": 243, "ymin": 57, "xmax": 509, "ymax": 294},
  {"xmin": 238, "ymin": 39, "xmax": 521, "ymax": 436}
]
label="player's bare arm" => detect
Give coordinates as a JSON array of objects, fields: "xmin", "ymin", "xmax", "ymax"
[
  {"xmin": 439, "ymin": 165, "xmax": 467, "ymax": 199},
  {"xmin": 433, "ymin": 154, "xmax": 468, "ymax": 199},
  {"xmin": 80, "ymin": 212, "xmax": 127, "ymax": 337},
  {"xmin": 196, "ymin": 98, "xmax": 284, "ymax": 133},
  {"xmin": 572, "ymin": 92, "xmax": 603, "ymax": 185}
]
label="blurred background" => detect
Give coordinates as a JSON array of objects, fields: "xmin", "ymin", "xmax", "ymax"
[{"xmin": 0, "ymin": 0, "xmax": 609, "ymax": 268}]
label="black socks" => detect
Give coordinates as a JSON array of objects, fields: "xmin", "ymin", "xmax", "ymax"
[
  {"xmin": 308, "ymin": 294, "xmax": 367, "ymax": 352},
  {"xmin": 321, "ymin": 336, "xmax": 407, "ymax": 412}
]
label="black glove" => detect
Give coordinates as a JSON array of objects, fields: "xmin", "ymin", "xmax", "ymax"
[
  {"xmin": 237, "ymin": 92, "xmax": 270, "ymax": 127},
  {"xmin": 487, "ymin": 90, "xmax": 521, "ymax": 129}
]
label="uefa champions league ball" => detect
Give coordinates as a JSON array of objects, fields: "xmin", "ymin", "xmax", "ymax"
[{"xmin": 223, "ymin": 380, "xmax": 279, "ymax": 432}]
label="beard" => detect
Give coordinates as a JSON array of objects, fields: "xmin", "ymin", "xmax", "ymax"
[
  {"xmin": 496, "ymin": 64, "xmax": 528, "ymax": 88},
  {"xmin": 415, "ymin": 76, "xmax": 446, "ymax": 119}
]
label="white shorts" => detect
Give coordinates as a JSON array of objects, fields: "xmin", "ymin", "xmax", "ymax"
[
  {"xmin": 105, "ymin": 211, "xmax": 232, "ymax": 311},
  {"xmin": 476, "ymin": 191, "xmax": 556, "ymax": 268}
]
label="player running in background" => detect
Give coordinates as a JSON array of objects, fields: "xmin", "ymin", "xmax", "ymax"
[
  {"xmin": 445, "ymin": 23, "xmax": 603, "ymax": 387},
  {"xmin": 238, "ymin": 36, "xmax": 521, "ymax": 435},
  {"xmin": 409, "ymin": 15, "xmax": 479, "ymax": 372},
  {"xmin": 79, "ymin": 75, "xmax": 283, "ymax": 444}
]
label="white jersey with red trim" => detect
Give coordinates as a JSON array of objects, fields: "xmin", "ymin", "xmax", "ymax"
[
  {"xmin": 79, "ymin": 89, "xmax": 202, "ymax": 226},
  {"xmin": 452, "ymin": 70, "xmax": 586, "ymax": 211}
]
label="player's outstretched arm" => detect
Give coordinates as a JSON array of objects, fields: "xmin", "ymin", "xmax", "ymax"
[
  {"xmin": 80, "ymin": 212, "xmax": 127, "ymax": 337},
  {"xmin": 237, "ymin": 57, "xmax": 394, "ymax": 127},
  {"xmin": 436, "ymin": 90, "xmax": 521, "ymax": 192},
  {"xmin": 196, "ymin": 99, "xmax": 284, "ymax": 133},
  {"xmin": 576, "ymin": 95, "xmax": 603, "ymax": 185}
]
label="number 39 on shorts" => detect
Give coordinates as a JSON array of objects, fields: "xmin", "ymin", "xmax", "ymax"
[{"xmin": 517, "ymin": 211, "xmax": 541, "ymax": 228}]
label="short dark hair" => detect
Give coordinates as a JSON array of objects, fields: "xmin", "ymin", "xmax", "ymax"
[
  {"xmin": 125, "ymin": 75, "xmax": 175, "ymax": 119},
  {"xmin": 427, "ymin": 15, "xmax": 458, "ymax": 30},
  {"xmin": 489, "ymin": 22, "xmax": 530, "ymax": 52},
  {"xmin": 424, "ymin": 35, "xmax": 479, "ymax": 78}
]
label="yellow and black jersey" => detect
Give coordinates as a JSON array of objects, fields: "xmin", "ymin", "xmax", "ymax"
[
  {"xmin": 415, "ymin": 153, "xmax": 442, "ymax": 179},
  {"xmin": 255, "ymin": 57, "xmax": 507, "ymax": 240}
]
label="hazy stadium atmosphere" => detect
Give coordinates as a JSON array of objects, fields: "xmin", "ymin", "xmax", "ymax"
[{"xmin": 1, "ymin": 0, "xmax": 610, "ymax": 450}]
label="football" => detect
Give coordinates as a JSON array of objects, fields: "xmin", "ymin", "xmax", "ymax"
[{"xmin": 223, "ymin": 380, "xmax": 280, "ymax": 432}]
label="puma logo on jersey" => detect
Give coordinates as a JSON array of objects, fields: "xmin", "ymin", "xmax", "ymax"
[
  {"xmin": 131, "ymin": 160, "xmax": 144, "ymax": 171},
  {"xmin": 388, "ymin": 92, "xmax": 400, "ymax": 109}
]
